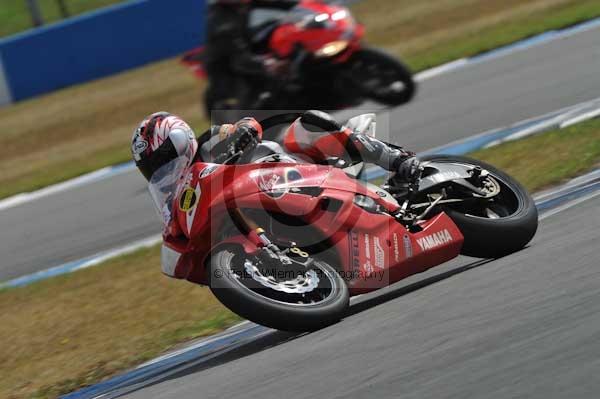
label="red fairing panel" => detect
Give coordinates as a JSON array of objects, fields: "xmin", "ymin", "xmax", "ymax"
[
  {"xmin": 161, "ymin": 163, "xmax": 222, "ymax": 282},
  {"xmin": 174, "ymin": 162, "xmax": 332, "ymax": 236},
  {"xmin": 173, "ymin": 163, "xmax": 212, "ymax": 240},
  {"xmin": 168, "ymin": 162, "xmax": 335, "ymax": 283},
  {"xmin": 269, "ymin": 3, "xmax": 363, "ymax": 58},
  {"xmin": 338, "ymin": 212, "xmax": 464, "ymax": 295},
  {"xmin": 180, "ymin": 47, "xmax": 207, "ymax": 79}
]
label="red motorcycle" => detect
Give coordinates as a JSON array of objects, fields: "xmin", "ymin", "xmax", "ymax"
[
  {"xmin": 152, "ymin": 113, "xmax": 537, "ymax": 331},
  {"xmin": 182, "ymin": 0, "xmax": 416, "ymax": 113}
]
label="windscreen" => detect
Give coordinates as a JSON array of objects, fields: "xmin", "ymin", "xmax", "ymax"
[
  {"xmin": 287, "ymin": 6, "xmax": 353, "ymax": 29},
  {"xmin": 286, "ymin": 6, "xmax": 331, "ymax": 29}
]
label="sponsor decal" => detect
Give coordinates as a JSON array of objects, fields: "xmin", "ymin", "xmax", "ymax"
[
  {"xmin": 430, "ymin": 171, "xmax": 464, "ymax": 184},
  {"xmin": 363, "ymin": 233, "xmax": 373, "ymax": 273},
  {"xmin": 392, "ymin": 233, "xmax": 400, "ymax": 262},
  {"xmin": 179, "ymin": 187, "xmax": 198, "ymax": 212},
  {"xmin": 416, "ymin": 229, "xmax": 453, "ymax": 251},
  {"xmin": 258, "ymin": 172, "xmax": 283, "ymax": 196},
  {"xmin": 131, "ymin": 132, "xmax": 148, "ymax": 161},
  {"xmin": 363, "ymin": 260, "xmax": 373, "ymax": 274},
  {"xmin": 373, "ymin": 237, "xmax": 385, "ymax": 269},
  {"xmin": 253, "ymin": 168, "xmax": 302, "ymax": 199},
  {"xmin": 403, "ymin": 233, "xmax": 413, "ymax": 258},
  {"xmin": 351, "ymin": 231, "xmax": 360, "ymax": 274},
  {"xmin": 185, "ymin": 183, "xmax": 202, "ymax": 234},
  {"xmin": 133, "ymin": 139, "xmax": 148, "ymax": 154},
  {"xmin": 200, "ymin": 164, "xmax": 219, "ymax": 178}
]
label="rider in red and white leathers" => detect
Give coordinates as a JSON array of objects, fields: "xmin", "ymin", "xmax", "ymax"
[
  {"xmin": 131, "ymin": 110, "xmax": 420, "ymax": 277},
  {"xmin": 205, "ymin": 0, "xmax": 300, "ymax": 110}
]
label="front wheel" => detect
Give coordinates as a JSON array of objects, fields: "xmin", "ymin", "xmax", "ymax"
[
  {"xmin": 347, "ymin": 47, "xmax": 416, "ymax": 106},
  {"xmin": 420, "ymin": 155, "xmax": 538, "ymax": 258},
  {"xmin": 209, "ymin": 246, "xmax": 349, "ymax": 331}
]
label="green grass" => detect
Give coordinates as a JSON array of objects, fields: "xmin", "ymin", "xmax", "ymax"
[
  {"xmin": 469, "ymin": 118, "xmax": 600, "ymax": 192},
  {"xmin": 2, "ymin": 119, "xmax": 599, "ymax": 399},
  {"xmin": 0, "ymin": 144, "xmax": 130, "ymax": 198},
  {"xmin": 0, "ymin": 0, "xmax": 125, "ymax": 38},
  {"xmin": 358, "ymin": 0, "xmax": 600, "ymax": 71},
  {"xmin": 1, "ymin": 0, "xmax": 600, "ymax": 199},
  {"xmin": 413, "ymin": 1, "xmax": 600, "ymax": 71},
  {"xmin": 0, "ymin": 246, "xmax": 241, "ymax": 399}
]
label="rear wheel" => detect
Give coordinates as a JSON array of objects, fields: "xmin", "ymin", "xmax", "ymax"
[
  {"xmin": 209, "ymin": 246, "xmax": 349, "ymax": 331},
  {"xmin": 420, "ymin": 155, "xmax": 538, "ymax": 258},
  {"xmin": 348, "ymin": 47, "xmax": 416, "ymax": 106}
]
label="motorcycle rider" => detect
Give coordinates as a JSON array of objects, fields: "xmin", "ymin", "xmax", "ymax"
[
  {"xmin": 131, "ymin": 110, "xmax": 421, "ymax": 278},
  {"xmin": 205, "ymin": 0, "xmax": 299, "ymax": 112}
]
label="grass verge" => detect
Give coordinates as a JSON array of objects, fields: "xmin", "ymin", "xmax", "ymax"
[
  {"xmin": 1, "ymin": 0, "xmax": 600, "ymax": 199},
  {"xmin": 356, "ymin": 0, "xmax": 600, "ymax": 71},
  {"xmin": 0, "ymin": 246, "xmax": 241, "ymax": 399},
  {"xmin": 0, "ymin": 0, "xmax": 125, "ymax": 38},
  {"xmin": 468, "ymin": 118, "xmax": 600, "ymax": 192},
  {"xmin": 3, "ymin": 119, "xmax": 600, "ymax": 399}
]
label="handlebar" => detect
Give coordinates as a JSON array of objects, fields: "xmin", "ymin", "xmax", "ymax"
[
  {"xmin": 258, "ymin": 112, "xmax": 303, "ymax": 131},
  {"xmin": 258, "ymin": 111, "xmax": 343, "ymax": 133}
]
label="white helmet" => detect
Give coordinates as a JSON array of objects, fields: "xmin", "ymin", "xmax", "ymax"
[{"xmin": 131, "ymin": 112, "xmax": 198, "ymax": 181}]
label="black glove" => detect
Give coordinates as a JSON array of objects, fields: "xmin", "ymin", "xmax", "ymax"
[
  {"xmin": 233, "ymin": 126, "xmax": 258, "ymax": 152},
  {"xmin": 396, "ymin": 156, "xmax": 422, "ymax": 183},
  {"xmin": 231, "ymin": 118, "xmax": 262, "ymax": 152},
  {"xmin": 208, "ymin": 118, "xmax": 262, "ymax": 163}
]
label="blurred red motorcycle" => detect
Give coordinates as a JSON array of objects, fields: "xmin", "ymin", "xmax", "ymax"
[{"xmin": 182, "ymin": 0, "xmax": 416, "ymax": 113}]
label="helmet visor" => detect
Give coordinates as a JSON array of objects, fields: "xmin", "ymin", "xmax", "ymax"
[{"xmin": 148, "ymin": 156, "xmax": 189, "ymax": 227}]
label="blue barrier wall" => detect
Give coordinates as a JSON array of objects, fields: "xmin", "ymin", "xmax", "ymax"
[
  {"xmin": 0, "ymin": 53, "xmax": 11, "ymax": 105},
  {"xmin": 0, "ymin": 0, "xmax": 205, "ymax": 103}
]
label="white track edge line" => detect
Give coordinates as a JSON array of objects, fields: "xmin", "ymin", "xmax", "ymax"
[{"xmin": 539, "ymin": 190, "xmax": 600, "ymax": 220}]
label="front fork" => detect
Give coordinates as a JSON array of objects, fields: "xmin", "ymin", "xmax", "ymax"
[{"xmin": 228, "ymin": 208, "xmax": 296, "ymax": 266}]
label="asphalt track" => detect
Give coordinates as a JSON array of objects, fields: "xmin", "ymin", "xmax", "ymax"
[
  {"xmin": 2, "ymin": 24, "xmax": 600, "ymax": 281},
  {"xmin": 121, "ymin": 195, "xmax": 600, "ymax": 399}
]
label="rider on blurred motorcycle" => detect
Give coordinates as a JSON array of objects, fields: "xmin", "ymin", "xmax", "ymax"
[
  {"xmin": 206, "ymin": 0, "xmax": 299, "ymax": 110},
  {"xmin": 131, "ymin": 110, "xmax": 421, "ymax": 277}
]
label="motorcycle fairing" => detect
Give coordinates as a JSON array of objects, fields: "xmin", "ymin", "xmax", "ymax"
[
  {"xmin": 170, "ymin": 160, "xmax": 463, "ymax": 294},
  {"xmin": 269, "ymin": 2, "xmax": 363, "ymax": 59},
  {"xmin": 172, "ymin": 162, "xmax": 334, "ymax": 238},
  {"xmin": 418, "ymin": 160, "xmax": 479, "ymax": 192},
  {"xmin": 339, "ymin": 212, "xmax": 463, "ymax": 294}
]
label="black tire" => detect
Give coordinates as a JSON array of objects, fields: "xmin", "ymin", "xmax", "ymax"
[
  {"xmin": 209, "ymin": 247, "xmax": 349, "ymax": 331},
  {"xmin": 348, "ymin": 47, "xmax": 416, "ymax": 106},
  {"xmin": 420, "ymin": 155, "xmax": 538, "ymax": 258}
]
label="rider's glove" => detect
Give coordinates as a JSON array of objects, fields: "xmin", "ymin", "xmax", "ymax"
[
  {"xmin": 231, "ymin": 117, "xmax": 263, "ymax": 152},
  {"xmin": 395, "ymin": 156, "xmax": 422, "ymax": 183}
]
